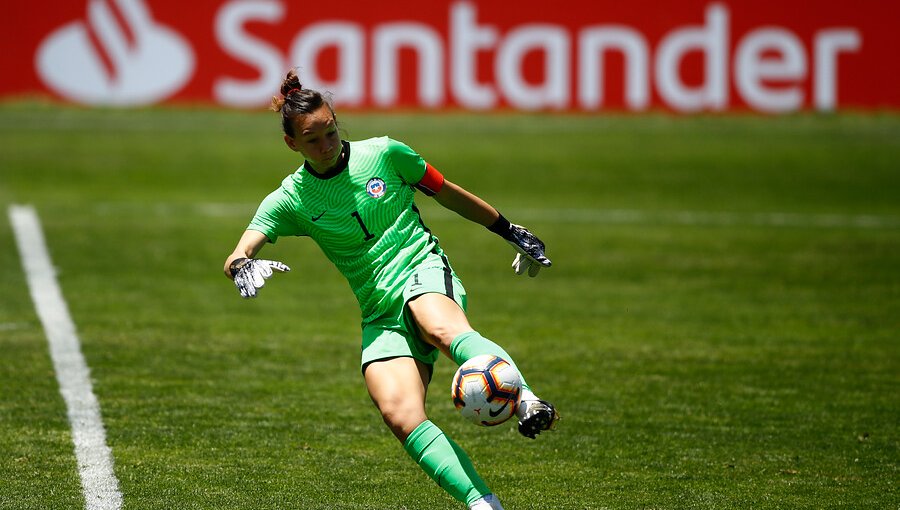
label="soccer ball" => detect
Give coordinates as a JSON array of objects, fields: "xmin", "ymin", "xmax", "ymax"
[{"xmin": 451, "ymin": 355, "xmax": 522, "ymax": 426}]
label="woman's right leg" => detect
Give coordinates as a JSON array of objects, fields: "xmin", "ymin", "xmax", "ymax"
[
  {"xmin": 364, "ymin": 356, "xmax": 494, "ymax": 507},
  {"xmin": 364, "ymin": 356, "xmax": 429, "ymax": 442}
]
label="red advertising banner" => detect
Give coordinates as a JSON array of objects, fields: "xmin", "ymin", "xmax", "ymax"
[{"xmin": 2, "ymin": 1, "xmax": 898, "ymax": 112}]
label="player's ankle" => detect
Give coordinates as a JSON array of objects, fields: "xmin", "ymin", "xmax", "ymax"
[{"xmin": 520, "ymin": 387, "xmax": 538, "ymax": 402}]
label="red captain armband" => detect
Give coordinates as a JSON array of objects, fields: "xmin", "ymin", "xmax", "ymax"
[{"xmin": 415, "ymin": 163, "xmax": 445, "ymax": 196}]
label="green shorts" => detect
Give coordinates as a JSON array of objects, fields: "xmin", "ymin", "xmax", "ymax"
[{"xmin": 360, "ymin": 263, "xmax": 467, "ymax": 374}]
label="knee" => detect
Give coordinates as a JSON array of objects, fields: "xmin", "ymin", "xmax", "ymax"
[
  {"xmin": 376, "ymin": 397, "xmax": 427, "ymax": 441},
  {"xmin": 407, "ymin": 294, "xmax": 472, "ymax": 351},
  {"xmin": 419, "ymin": 322, "xmax": 469, "ymax": 350}
]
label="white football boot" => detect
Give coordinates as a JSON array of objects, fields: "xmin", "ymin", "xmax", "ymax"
[{"xmin": 469, "ymin": 493, "xmax": 505, "ymax": 510}]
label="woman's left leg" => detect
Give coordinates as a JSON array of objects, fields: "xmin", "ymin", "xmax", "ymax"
[
  {"xmin": 406, "ymin": 293, "xmax": 533, "ymax": 392},
  {"xmin": 407, "ymin": 292, "xmax": 559, "ymax": 439}
]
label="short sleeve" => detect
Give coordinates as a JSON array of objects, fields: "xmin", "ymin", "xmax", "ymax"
[
  {"xmin": 247, "ymin": 187, "xmax": 304, "ymax": 243},
  {"xmin": 386, "ymin": 138, "xmax": 427, "ymax": 185}
]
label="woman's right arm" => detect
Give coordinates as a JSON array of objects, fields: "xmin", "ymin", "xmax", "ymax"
[{"xmin": 223, "ymin": 230, "xmax": 270, "ymax": 279}]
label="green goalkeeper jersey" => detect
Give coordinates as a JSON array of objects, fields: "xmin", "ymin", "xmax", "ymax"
[{"xmin": 248, "ymin": 137, "xmax": 450, "ymax": 322}]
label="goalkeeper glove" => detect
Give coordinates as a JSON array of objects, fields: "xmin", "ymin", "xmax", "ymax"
[
  {"xmin": 229, "ymin": 258, "xmax": 291, "ymax": 298},
  {"xmin": 488, "ymin": 215, "xmax": 552, "ymax": 277}
]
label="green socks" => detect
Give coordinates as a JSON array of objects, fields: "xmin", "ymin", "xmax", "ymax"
[
  {"xmin": 449, "ymin": 331, "xmax": 531, "ymax": 392},
  {"xmin": 403, "ymin": 420, "xmax": 491, "ymax": 505}
]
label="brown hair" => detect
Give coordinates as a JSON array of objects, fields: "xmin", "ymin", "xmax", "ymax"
[{"xmin": 271, "ymin": 69, "xmax": 335, "ymax": 138}]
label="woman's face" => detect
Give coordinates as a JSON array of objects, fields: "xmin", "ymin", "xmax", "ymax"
[{"xmin": 285, "ymin": 105, "xmax": 342, "ymax": 173}]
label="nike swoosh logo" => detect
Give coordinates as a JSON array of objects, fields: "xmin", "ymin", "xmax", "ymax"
[
  {"xmin": 311, "ymin": 211, "xmax": 326, "ymax": 222},
  {"xmin": 488, "ymin": 400, "xmax": 510, "ymax": 418}
]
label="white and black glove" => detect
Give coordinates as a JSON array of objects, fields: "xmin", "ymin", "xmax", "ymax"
[
  {"xmin": 488, "ymin": 215, "xmax": 552, "ymax": 277},
  {"xmin": 229, "ymin": 258, "xmax": 291, "ymax": 298}
]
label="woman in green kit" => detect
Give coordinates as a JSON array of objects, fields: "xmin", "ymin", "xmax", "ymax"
[{"xmin": 223, "ymin": 69, "xmax": 558, "ymax": 510}]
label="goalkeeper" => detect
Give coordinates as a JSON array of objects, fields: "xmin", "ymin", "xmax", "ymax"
[{"xmin": 223, "ymin": 69, "xmax": 558, "ymax": 510}]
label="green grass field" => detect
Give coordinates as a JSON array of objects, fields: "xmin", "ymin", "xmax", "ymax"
[{"xmin": 1, "ymin": 105, "xmax": 898, "ymax": 509}]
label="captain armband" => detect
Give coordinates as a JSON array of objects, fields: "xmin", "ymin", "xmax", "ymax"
[{"xmin": 415, "ymin": 163, "xmax": 445, "ymax": 196}]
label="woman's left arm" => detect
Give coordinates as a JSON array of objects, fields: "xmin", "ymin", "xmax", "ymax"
[
  {"xmin": 432, "ymin": 179, "xmax": 552, "ymax": 277},
  {"xmin": 432, "ymin": 179, "xmax": 500, "ymax": 227}
]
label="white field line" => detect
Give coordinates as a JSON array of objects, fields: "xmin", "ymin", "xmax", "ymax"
[{"xmin": 9, "ymin": 205, "xmax": 123, "ymax": 510}]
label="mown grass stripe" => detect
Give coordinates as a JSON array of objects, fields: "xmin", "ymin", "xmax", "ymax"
[
  {"xmin": 87, "ymin": 202, "xmax": 900, "ymax": 230},
  {"xmin": 9, "ymin": 205, "xmax": 123, "ymax": 510}
]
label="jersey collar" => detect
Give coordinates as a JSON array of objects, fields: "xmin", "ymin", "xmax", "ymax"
[{"xmin": 304, "ymin": 140, "xmax": 351, "ymax": 180}]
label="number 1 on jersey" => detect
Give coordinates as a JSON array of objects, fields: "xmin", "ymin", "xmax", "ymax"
[{"xmin": 351, "ymin": 211, "xmax": 375, "ymax": 241}]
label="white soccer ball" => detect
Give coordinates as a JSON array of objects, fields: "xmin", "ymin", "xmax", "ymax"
[{"xmin": 451, "ymin": 354, "xmax": 522, "ymax": 426}]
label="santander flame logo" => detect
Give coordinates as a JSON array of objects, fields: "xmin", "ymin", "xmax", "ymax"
[{"xmin": 36, "ymin": 0, "xmax": 194, "ymax": 105}]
